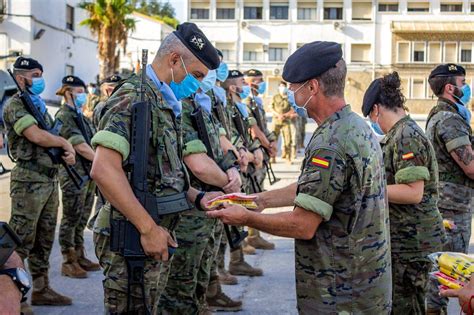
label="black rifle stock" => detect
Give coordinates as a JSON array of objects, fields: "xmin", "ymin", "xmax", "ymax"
[
  {"xmin": 7, "ymin": 70, "xmax": 83, "ymax": 189},
  {"xmin": 210, "ymin": 90, "xmax": 232, "ymax": 141},
  {"xmin": 190, "ymin": 97, "xmax": 247, "ymax": 249},
  {"xmin": 0, "ymin": 222, "xmax": 21, "ymax": 266}
]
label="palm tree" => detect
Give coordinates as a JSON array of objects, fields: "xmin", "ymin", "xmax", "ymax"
[{"xmin": 80, "ymin": 0, "xmax": 136, "ymax": 80}]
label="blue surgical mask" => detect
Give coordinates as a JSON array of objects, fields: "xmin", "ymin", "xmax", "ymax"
[
  {"xmin": 236, "ymin": 102, "xmax": 249, "ymax": 118},
  {"xmin": 288, "ymin": 81, "xmax": 311, "ymax": 118},
  {"xmin": 27, "ymin": 77, "xmax": 45, "ymax": 95},
  {"xmin": 212, "ymin": 85, "xmax": 227, "ymax": 107},
  {"xmin": 170, "ymin": 56, "xmax": 201, "ymax": 100},
  {"xmin": 30, "ymin": 94, "xmax": 46, "ymax": 114},
  {"xmin": 216, "ymin": 62, "xmax": 229, "ymax": 82},
  {"xmin": 460, "ymin": 84, "xmax": 472, "ymax": 106},
  {"xmin": 74, "ymin": 92, "xmax": 87, "ymax": 108},
  {"xmin": 257, "ymin": 82, "xmax": 266, "ymax": 95},
  {"xmin": 194, "ymin": 91, "xmax": 212, "ymax": 114},
  {"xmin": 239, "ymin": 85, "xmax": 251, "ymax": 99},
  {"xmin": 370, "ymin": 121, "xmax": 385, "ymax": 136},
  {"xmin": 455, "ymin": 102, "xmax": 472, "ymax": 124},
  {"xmin": 199, "ymin": 70, "xmax": 216, "ymax": 93}
]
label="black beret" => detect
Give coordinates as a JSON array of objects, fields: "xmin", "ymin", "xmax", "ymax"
[
  {"xmin": 228, "ymin": 70, "xmax": 243, "ymax": 79},
  {"xmin": 282, "ymin": 41, "xmax": 342, "ymax": 83},
  {"xmin": 362, "ymin": 79, "xmax": 382, "ymax": 117},
  {"xmin": 244, "ymin": 69, "xmax": 263, "ymax": 77},
  {"xmin": 216, "ymin": 49, "xmax": 223, "ymax": 58},
  {"xmin": 13, "ymin": 57, "xmax": 43, "ymax": 72},
  {"xmin": 62, "ymin": 75, "xmax": 86, "ymax": 89},
  {"xmin": 101, "ymin": 74, "xmax": 122, "ymax": 85},
  {"xmin": 429, "ymin": 64, "xmax": 466, "ymax": 80},
  {"xmin": 173, "ymin": 22, "xmax": 220, "ymax": 70}
]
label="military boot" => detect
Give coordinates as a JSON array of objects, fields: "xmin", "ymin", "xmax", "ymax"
[
  {"xmin": 31, "ymin": 276, "xmax": 72, "ymax": 306},
  {"xmin": 206, "ymin": 276, "xmax": 242, "ymax": 312},
  {"xmin": 61, "ymin": 248, "xmax": 87, "ymax": 278},
  {"xmin": 246, "ymin": 234, "xmax": 275, "ymax": 250},
  {"xmin": 242, "ymin": 240, "xmax": 256, "ymax": 255},
  {"xmin": 76, "ymin": 246, "xmax": 101, "ymax": 271},
  {"xmin": 218, "ymin": 269, "xmax": 238, "ymax": 285},
  {"xmin": 228, "ymin": 248, "xmax": 263, "ymax": 277},
  {"xmin": 20, "ymin": 302, "xmax": 34, "ymax": 315}
]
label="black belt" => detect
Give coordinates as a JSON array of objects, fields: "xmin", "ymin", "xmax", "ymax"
[{"xmin": 16, "ymin": 160, "xmax": 58, "ymax": 178}]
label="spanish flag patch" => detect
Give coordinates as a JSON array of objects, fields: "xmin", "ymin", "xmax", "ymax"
[
  {"xmin": 402, "ymin": 152, "xmax": 415, "ymax": 160},
  {"xmin": 311, "ymin": 157, "xmax": 330, "ymax": 169}
]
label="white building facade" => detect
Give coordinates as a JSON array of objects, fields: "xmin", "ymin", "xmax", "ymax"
[
  {"xmin": 0, "ymin": 0, "xmax": 99, "ymax": 102},
  {"xmin": 184, "ymin": 0, "xmax": 474, "ymax": 113}
]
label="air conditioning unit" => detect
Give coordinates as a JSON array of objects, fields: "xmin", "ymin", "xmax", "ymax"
[
  {"xmin": 273, "ymin": 68, "xmax": 281, "ymax": 76},
  {"xmin": 333, "ymin": 21, "xmax": 344, "ymax": 31},
  {"xmin": 241, "ymin": 21, "xmax": 248, "ymax": 29}
]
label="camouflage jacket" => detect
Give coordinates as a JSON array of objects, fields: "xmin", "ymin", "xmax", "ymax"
[
  {"xmin": 2, "ymin": 93, "xmax": 57, "ymax": 183},
  {"xmin": 91, "ymin": 73, "xmax": 187, "ymax": 235},
  {"xmin": 55, "ymin": 104, "xmax": 96, "ymax": 187},
  {"xmin": 181, "ymin": 96, "xmax": 224, "ymax": 216},
  {"xmin": 426, "ymin": 98, "xmax": 474, "ymax": 212},
  {"xmin": 244, "ymin": 95, "xmax": 276, "ymax": 142},
  {"xmin": 381, "ymin": 115, "xmax": 445, "ymax": 256},
  {"xmin": 270, "ymin": 93, "xmax": 292, "ymax": 124},
  {"xmin": 294, "ymin": 105, "xmax": 392, "ymax": 313}
]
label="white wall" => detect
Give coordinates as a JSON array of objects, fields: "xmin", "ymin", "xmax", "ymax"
[{"xmin": 0, "ymin": 0, "xmax": 98, "ymax": 102}]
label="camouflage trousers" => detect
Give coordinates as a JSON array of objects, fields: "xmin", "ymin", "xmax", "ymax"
[
  {"xmin": 87, "ymin": 188, "xmax": 105, "ymax": 230},
  {"xmin": 94, "ymin": 232, "xmax": 171, "ymax": 315},
  {"xmin": 272, "ymin": 121, "xmax": 296, "ymax": 156},
  {"xmin": 159, "ymin": 215, "xmax": 218, "ymax": 315},
  {"xmin": 9, "ymin": 180, "xmax": 59, "ymax": 279},
  {"xmin": 391, "ymin": 253, "xmax": 432, "ymax": 315},
  {"xmin": 59, "ymin": 179, "xmax": 96, "ymax": 251},
  {"xmin": 426, "ymin": 209, "xmax": 472, "ymax": 311}
]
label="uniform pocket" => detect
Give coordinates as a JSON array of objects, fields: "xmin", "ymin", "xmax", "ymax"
[{"xmin": 438, "ymin": 181, "xmax": 473, "ymax": 212}]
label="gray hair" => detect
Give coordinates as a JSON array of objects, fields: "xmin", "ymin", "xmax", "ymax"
[
  {"xmin": 156, "ymin": 33, "xmax": 195, "ymax": 64},
  {"xmin": 316, "ymin": 59, "xmax": 347, "ymax": 98}
]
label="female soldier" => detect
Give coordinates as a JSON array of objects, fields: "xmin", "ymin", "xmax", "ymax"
[
  {"xmin": 362, "ymin": 72, "xmax": 446, "ymax": 314},
  {"xmin": 55, "ymin": 76, "xmax": 100, "ymax": 278}
]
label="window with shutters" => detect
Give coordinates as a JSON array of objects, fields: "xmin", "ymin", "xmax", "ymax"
[
  {"xmin": 66, "ymin": 5, "xmax": 74, "ymax": 31},
  {"xmin": 352, "ymin": 1, "xmax": 372, "ymax": 20},
  {"xmin": 428, "ymin": 42, "xmax": 441, "ymax": 63},
  {"xmin": 378, "ymin": 3, "xmax": 399, "ymax": 12},
  {"xmin": 407, "ymin": 1, "xmax": 430, "ymax": 12},
  {"xmin": 444, "ymin": 42, "xmax": 458, "ymax": 63},
  {"xmin": 397, "ymin": 42, "xmax": 410, "ymax": 63},
  {"xmin": 351, "ymin": 44, "xmax": 371, "ymax": 63}
]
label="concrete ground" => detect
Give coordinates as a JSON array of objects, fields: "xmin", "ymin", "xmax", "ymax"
[{"xmin": 0, "ymin": 116, "xmax": 468, "ymax": 314}]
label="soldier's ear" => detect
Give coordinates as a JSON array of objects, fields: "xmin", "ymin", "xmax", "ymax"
[{"xmin": 168, "ymin": 52, "xmax": 180, "ymax": 67}]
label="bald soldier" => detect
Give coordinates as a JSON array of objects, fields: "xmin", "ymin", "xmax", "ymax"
[{"xmin": 207, "ymin": 41, "xmax": 392, "ymax": 314}]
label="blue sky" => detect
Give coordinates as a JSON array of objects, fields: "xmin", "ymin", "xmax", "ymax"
[{"xmin": 169, "ymin": 0, "xmax": 186, "ymax": 22}]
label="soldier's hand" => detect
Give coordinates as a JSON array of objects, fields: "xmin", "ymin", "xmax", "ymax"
[
  {"xmin": 239, "ymin": 148, "xmax": 249, "ymax": 173},
  {"xmin": 140, "ymin": 224, "xmax": 177, "ymax": 262},
  {"xmin": 223, "ymin": 167, "xmax": 242, "ymax": 193},
  {"xmin": 61, "ymin": 141, "xmax": 76, "ymax": 165},
  {"xmin": 251, "ymin": 194, "xmax": 266, "ymax": 213},
  {"xmin": 269, "ymin": 141, "xmax": 277, "ymax": 158},
  {"xmin": 440, "ymin": 276, "xmax": 474, "ymax": 313},
  {"xmin": 201, "ymin": 191, "xmax": 224, "ymax": 211},
  {"xmin": 206, "ymin": 203, "xmax": 249, "ymax": 225},
  {"xmin": 254, "ymin": 149, "xmax": 264, "ymax": 169},
  {"xmin": 0, "ymin": 134, "xmax": 4, "ymax": 149}
]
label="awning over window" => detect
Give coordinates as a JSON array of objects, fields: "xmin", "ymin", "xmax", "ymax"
[{"xmin": 391, "ymin": 21, "xmax": 474, "ymax": 33}]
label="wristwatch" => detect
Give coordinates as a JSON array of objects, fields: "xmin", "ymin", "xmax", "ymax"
[{"xmin": 0, "ymin": 268, "xmax": 31, "ymax": 302}]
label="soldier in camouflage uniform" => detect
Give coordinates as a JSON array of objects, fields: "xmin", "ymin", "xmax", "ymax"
[
  {"xmin": 220, "ymin": 70, "xmax": 266, "ymax": 272},
  {"xmin": 90, "ymin": 23, "xmax": 221, "ymax": 313},
  {"xmin": 362, "ymin": 72, "xmax": 446, "ymax": 314},
  {"xmin": 92, "ymin": 74, "xmax": 122, "ymax": 128},
  {"xmin": 208, "ymin": 41, "xmax": 392, "ymax": 314},
  {"xmin": 159, "ymin": 70, "xmax": 242, "ymax": 314},
  {"xmin": 425, "ymin": 64, "xmax": 474, "ymax": 315},
  {"xmin": 243, "ymin": 69, "xmax": 278, "ymax": 251},
  {"xmin": 87, "ymin": 74, "xmax": 123, "ymax": 231},
  {"xmin": 271, "ymin": 81, "xmax": 297, "ymax": 163},
  {"xmin": 3, "ymin": 57, "xmax": 75, "ymax": 307},
  {"xmin": 55, "ymin": 75, "xmax": 100, "ymax": 279}
]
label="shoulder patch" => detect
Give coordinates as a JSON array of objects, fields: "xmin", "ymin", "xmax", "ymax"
[{"xmin": 311, "ymin": 156, "xmax": 330, "ymax": 169}]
